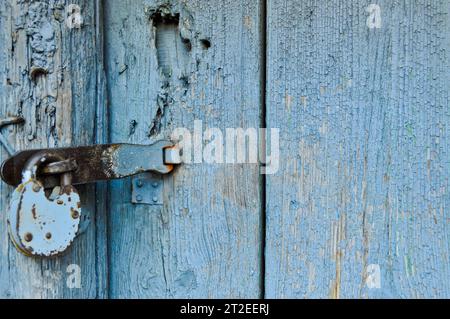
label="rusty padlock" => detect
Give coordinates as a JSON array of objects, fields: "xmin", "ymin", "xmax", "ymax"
[{"xmin": 7, "ymin": 151, "xmax": 81, "ymax": 257}]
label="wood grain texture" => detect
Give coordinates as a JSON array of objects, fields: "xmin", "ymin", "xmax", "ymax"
[
  {"xmin": 0, "ymin": 0, "xmax": 107, "ymax": 298},
  {"xmin": 266, "ymin": 0, "xmax": 450, "ymax": 298},
  {"xmin": 104, "ymin": 0, "xmax": 263, "ymax": 298}
]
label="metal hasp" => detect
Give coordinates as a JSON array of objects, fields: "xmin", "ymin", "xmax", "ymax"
[
  {"xmin": 1, "ymin": 140, "xmax": 182, "ymax": 188},
  {"xmin": 2, "ymin": 140, "xmax": 181, "ymax": 257}
]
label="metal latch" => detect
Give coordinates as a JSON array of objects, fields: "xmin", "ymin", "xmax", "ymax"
[{"xmin": 1, "ymin": 140, "xmax": 181, "ymax": 257}]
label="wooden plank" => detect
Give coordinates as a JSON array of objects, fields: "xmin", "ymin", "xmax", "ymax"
[
  {"xmin": 104, "ymin": 0, "xmax": 264, "ymax": 298},
  {"xmin": 0, "ymin": 0, "xmax": 107, "ymax": 298},
  {"xmin": 266, "ymin": 0, "xmax": 450, "ymax": 298}
]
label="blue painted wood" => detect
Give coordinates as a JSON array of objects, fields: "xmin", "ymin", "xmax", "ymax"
[
  {"xmin": 2, "ymin": 0, "xmax": 449, "ymax": 299},
  {"xmin": 266, "ymin": 0, "xmax": 450, "ymax": 298},
  {"xmin": 0, "ymin": 0, "xmax": 107, "ymax": 298},
  {"xmin": 104, "ymin": 0, "xmax": 263, "ymax": 298}
]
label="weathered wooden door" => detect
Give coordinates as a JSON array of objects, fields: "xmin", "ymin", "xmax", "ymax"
[
  {"xmin": 265, "ymin": 0, "xmax": 450, "ymax": 298},
  {"xmin": 0, "ymin": 0, "xmax": 449, "ymax": 299},
  {"xmin": 0, "ymin": 0, "xmax": 263, "ymax": 298}
]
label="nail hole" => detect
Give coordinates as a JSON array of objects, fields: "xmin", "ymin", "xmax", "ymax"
[
  {"xmin": 29, "ymin": 67, "xmax": 48, "ymax": 81},
  {"xmin": 182, "ymin": 38, "xmax": 192, "ymax": 52},
  {"xmin": 71, "ymin": 209, "xmax": 79, "ymax": 219},
  {"xmin": 24, "ymin": 233, "xmax": 33, "ymax": 242},
  {"xmin": 200, "ymin": 39, "xmax": 211, "ymax": 50}
]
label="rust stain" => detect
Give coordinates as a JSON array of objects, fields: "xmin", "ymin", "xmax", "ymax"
[
  {"xmin": 243, "ymin": 15, "xmax": 252, "ymax": 29},
  {"xmin": 330, "ymin": 214, "xmax": 346, "ymax": 299},
  {"xmin": 31, "ymin": 204, "xmax": 37, "ymax": 219},
  {"xmin": 285, "ymin": 93, "xmax": 293, "ymax": 112},
  {"xmin": 301, "ymin": 96, "xmax": 308, "ymax": 108}
]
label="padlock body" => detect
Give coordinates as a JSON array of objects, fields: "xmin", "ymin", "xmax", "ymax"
[{"xmin": 7, "ymin": 178, "xmax": 81, "ymax": 257}]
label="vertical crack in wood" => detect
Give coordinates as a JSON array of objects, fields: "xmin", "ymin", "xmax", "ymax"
[
  {"xmin": 260, "ymin": 0, "xmax": 268, "ymax": 299},
  {"xmin": 94, "ymin": 0, "xmax": 109, "ymax": 299}
]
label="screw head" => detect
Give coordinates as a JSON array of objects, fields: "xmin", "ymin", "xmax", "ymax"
[
  {"xmin": 136, "ymin": 180, "xmax": 144, "ymax": 188},
  {"xmin": 45, "ymin": 232, "xmax": 52, "ymax": 240},
  {"xmin": 136, "ymin": 195, "xmax": 143, "ymax": 202},
  {"xmin": 152, "ymin": 197, "xmax": 158, "ymax": 203},
  {"xmin": 32, "ymin": 184, "xmax": 41, "ymax": 192}
]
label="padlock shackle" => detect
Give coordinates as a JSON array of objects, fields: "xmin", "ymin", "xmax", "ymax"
[{"xmin": 22, "ymin": 151, "xmax": 69, "ymax": 183}]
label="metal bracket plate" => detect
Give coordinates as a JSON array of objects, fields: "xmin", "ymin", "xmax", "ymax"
[{"xmin": 131, "ymin": 173, "xmax": 163, "ymax": 205}]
